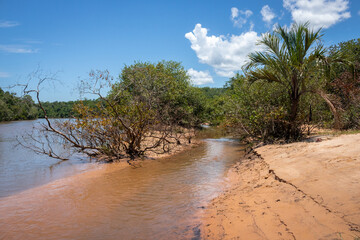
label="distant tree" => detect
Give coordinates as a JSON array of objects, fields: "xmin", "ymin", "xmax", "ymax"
[
  {"xmin": 198, "ymin": 87, "xmax": 226, "ymax": 99},
  {"xmin": 0, "ymin": 87, "xmax": 38, "ymax": 121},
  {"xmin": 37, "ymin": 99, "xmax": 99, "ymax": 118}
]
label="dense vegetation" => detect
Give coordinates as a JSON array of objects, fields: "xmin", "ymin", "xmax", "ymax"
[
  {"xmin": 20, "ymin": 61, "xmax": 208, "ymax": 161},
  {"xmin": 0, "ymin": 88, "xmax": 38, "ymax": 121},
  {"xmin": 37, "ymin": 99, "xmax": 99, "ymax": 118},
  {"xmin": 212, "ymin": 32, "xmax": 360, "ymax": 143},
  {"xmin": 219, "ymin": 37, "xmax": 358, "ymax": 143},
  {"xmin": 6, "ymin": 23, "xmax": 360, "ymax": 160},
  {"xmin": 326, "ymin": 38, "xmax": 360, "ymax": 129}
]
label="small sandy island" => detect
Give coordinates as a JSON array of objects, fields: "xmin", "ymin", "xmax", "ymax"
[{"xmin": 202, "ymin": 133, "xmax": 360, "ymax": 240}]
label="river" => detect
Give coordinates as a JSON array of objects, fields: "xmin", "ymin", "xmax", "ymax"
[{"xmin": 0, "ymin": 120, "xmax": 244, "ymax": 239}]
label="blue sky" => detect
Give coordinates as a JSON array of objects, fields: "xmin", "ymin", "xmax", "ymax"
[{"xmin": 1, "ymin": 0, "xmax": 359, "ymax": 101}]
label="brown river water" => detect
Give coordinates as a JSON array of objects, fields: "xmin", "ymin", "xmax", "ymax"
[{"xmin": 0, "ymin": 120, "xmax": 244, "ymax": 239}]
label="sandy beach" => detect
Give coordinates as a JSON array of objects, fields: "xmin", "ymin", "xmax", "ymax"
[{"xmin": 201, "ymin": 133, "xmax": 360, "ymax": 240}]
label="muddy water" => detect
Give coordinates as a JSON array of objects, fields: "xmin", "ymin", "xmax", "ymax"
[
  {"xmin": 0, "ymin": 120, "xmax": 98, "ymax": 198},
  {"xmin": 0, "ymin": 121, "xmax": 244, "ymax": 239}
]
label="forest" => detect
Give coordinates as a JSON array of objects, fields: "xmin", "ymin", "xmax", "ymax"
[
  {"xmin": 0, "ymin": 88, "xmax": 38, "ymax": 121},
  {"xmin": 3, "ymin": 24, "xmax": 360, "ymax": 160}
]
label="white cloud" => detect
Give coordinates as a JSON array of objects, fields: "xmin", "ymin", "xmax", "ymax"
[
  {"xmin": 215, "ymin": 70, "xmax": 236, "ymax": 78},
  {"xmin": 0, "ymin": 72, "xmax": 10, "ymax": 78},
  {"xmin": 231, "ymin": 7, "xmax": 253, "ymax": 28},
  {"xmin": 0, "ymin": 45, "xmax": 38, "ymax": 53},
  {"xmin": 231, "ymin": 7, "xmax": 239, "ymax": 19},
  {"xmin": 283, "ymin": 0, "xmax": 351, "ymax": 29},
  {"xmin": 187, "ymin": 68, "xmax": 214, "ymax": 85},
  {"xmin": 261, "ymin": 5, "xmax": 276, "ymax": 24},
  {"xmin": 185, "ymin": 24, "xmax": 261, "ymax": 78},
  {"xmin": 0, "ymin": 20, "xmax": 20, "ymax": 28}
]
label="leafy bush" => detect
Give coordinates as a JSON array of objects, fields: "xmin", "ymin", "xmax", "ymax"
[{"xmin": 20, "ymin": 61, "xmax": 207, "ymax": 161}]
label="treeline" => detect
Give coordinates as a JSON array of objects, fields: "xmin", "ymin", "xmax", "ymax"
[
  {"xmin": 0, "ymin": 88, "xmax": 38, "ymax": 121},
  {"xmin": 0, "ymin": 88, "xmax": 99, "ymax": 122},
  {"xmin": 13, "ymin": 27, "xmax": 360, "ymax": 161},
  {"xmin": 3, "ymin": 27, "xmax": 360, "ymax": 147},
  {"xmin": 37, "ymin": 99, "xmax": 99, "ymax": 118},
  {"xmin": 38, "ymin": 88, "xmax": 224, "ymax": 121},
  {"xmin": 205, "ymin": 31, "xmax": 360, "ymax": 142},
  {"xmin": 0, "ymin": 86, "xmax": 224, "ymax": 122}
]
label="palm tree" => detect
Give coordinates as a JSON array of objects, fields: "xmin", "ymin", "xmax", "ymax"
[{"xmin": 244, "ymin": 22, "xmax": 326, "ymax": 139}]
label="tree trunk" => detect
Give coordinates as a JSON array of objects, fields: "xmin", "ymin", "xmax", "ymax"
[
  {"xmin": 290, "ymin": 96, "xmax": 299, "ymax": 123},
  {"xmin": 289, "ymin": 75, "xmax": 300, "ymax": 125},
  {"xmin": 318, "ymin": 90, "xmax": 342, "ymax": 130},
  {"xmin": 288, "ymin": 91, "xmax": 300, "ymax": 140}
]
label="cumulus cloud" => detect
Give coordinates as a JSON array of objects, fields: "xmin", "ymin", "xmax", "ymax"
[
  {"xmin": 185, "ymin": 24, "xmax": 261, "ymax": 77},
  {"xmin": 0, "ymin": 44, "xmax": 38, "ymax": 53},
  {"xmin": 261, "ymin": 5, "xmax": 276, "ymax": 24},
  {"xmin": 0, "ymin": 72, "xmax": 10, "ymax": 78},
  {"xmin": 0, "ymin": 20, "xmax": 20, "ymax": 28},
  {"xmin": 231, "ymin": 7, "xmax": 253, "ymax": 28},
  {"xmin": 187, "ymin": 68, "xmax": 214, "ymax": 85},
  {"xmin": 283, "ymin": 0, "xmax": 351, "ymax": 29}
]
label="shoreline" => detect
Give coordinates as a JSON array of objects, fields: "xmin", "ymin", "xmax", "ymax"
[
  {"xmin": 0, "ymin": 136, "xmax": 230, "ymax": 240},
  {"xmin": 201, "ymin": 133, "xmax": 360, "ymax": 239},
  {"xmin": 122, "ymin": 138, "xmax": 203, "ymax": 167},
  {"xmin": 0, "ymin": 138, "xmax": 202, "ymax": 200}
]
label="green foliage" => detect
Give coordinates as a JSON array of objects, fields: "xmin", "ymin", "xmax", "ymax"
[
  {"xmin": 202, "ymin": 94, "xmax": 227, "ymax": 125},
  {"xmin": 29, "ymin": 61, "xmax": 206, "ymax": 161},
  {"xmin": 223, "ymin": 74, "xmax": 290, "ymax": 142},
  {"xmin": 328, "ymin": 38, "xmax": 360, "ymax": 66},
  {"xmin": 111, "ymin": 60, "xmax": 206, "ymax": 127},
  {"xmin": 196, "ymin": 87, "xmax": 227, "ymax": 125},
  {"xmin": 219, "ymin": 32, "xmax": 359, "ymax": 142},
  {"xmin": 244, "ymin": 22, "xmax": 327, "ymax": 140},
  {"xmin": 0, "ymin": 87, "xmax": 99, "ymax": 121},
  {"xmin": 0, "ymin": 88, "xmax": 38, "ymax": 121},
  {"xmin": 37, "ymin": 99, "xmax": 99, "ymax": 118},
  {"xmin": 198, "ymin": 87, "xmax": 225, "ymax": 99},
  {"xmin": 326, "ymin": 39, "xmax": 360, "ymax": 129}
]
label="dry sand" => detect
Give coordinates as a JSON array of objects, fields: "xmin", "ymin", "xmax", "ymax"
[{"xmin": 201, "ymin": 133, "xmax": 360, "ymax": 240}]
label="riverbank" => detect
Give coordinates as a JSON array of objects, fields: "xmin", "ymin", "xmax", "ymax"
[
  {"xmin": 201, "ymin": 133, "xmax": 360, "ymax": 239},
  {"xmin": 0, "ymin": 137, "xmax": 241, "ymax": 239},
  {"xmin": 119, "ymin": 138, "xmax": 202, "ymax": 168}
]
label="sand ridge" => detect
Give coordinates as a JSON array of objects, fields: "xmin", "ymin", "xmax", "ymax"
[{"xmin": 201, "ymin": 133, "xmax": 360, "ymax": 240}]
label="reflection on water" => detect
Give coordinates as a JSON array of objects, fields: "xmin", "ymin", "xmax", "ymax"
[
  {"xmin": 0, "ymin": 120, "xmax": 98, "ymax": 198},
  {"xmin": 0, "ymin": 121, "xmax": 244, "ymax": 239}
]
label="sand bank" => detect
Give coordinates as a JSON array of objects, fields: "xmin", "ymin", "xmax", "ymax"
[{"xmin": 202, "ymin": 134, "xmax": 360, "ymax": 239}]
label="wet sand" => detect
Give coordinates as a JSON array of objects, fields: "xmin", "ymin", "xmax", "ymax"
[{"xmin": 202, "ymin": 133, "xmax": 360, "ymax": 239}]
